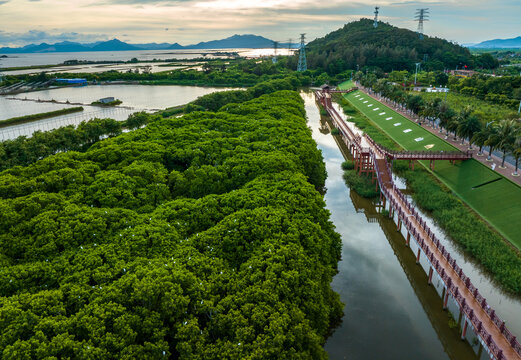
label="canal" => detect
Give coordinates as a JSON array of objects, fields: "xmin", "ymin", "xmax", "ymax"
[{"xmin": 301, "ymin": 91, "xmax": 479, "ymax": 359}]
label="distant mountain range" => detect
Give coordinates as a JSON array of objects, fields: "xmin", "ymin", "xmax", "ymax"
[
  {"xmin": 469, "ymin": 36, "xmax": 521, "ymax": 49},
  {"xmin": 0, "ymin": 35, "xmax": 295, "ymax": 54}
]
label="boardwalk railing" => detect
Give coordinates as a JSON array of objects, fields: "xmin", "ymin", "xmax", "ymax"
[
  {"xmin": 365, "ymin": 136, "xmax": 472, "ymax": 160},
  {"xmin": 315, "ymin": 89, "xmax": 521, "ymax": 360}
]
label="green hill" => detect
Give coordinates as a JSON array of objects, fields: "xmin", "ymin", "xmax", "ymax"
[{"xmin": 306, "ymin": 18, "xmax": 473, "ymax": 73}]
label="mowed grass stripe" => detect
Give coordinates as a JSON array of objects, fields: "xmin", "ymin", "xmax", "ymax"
[{"xmin": 339, "ymin": 81, "xmax": 521, "ymax": 250}]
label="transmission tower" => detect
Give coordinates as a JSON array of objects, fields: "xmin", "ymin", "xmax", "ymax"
[
  {"xmin": 414, "ymin": 8, "xmax": 429, "ymax": 39},
  {"xmin": 288, "ymin": 38, "xmax": 293, "ymax": 52},
  {"xmin": 272, "ymin": 41, "xmax": 279, "ymax": 64},
  {"xmin": 297, "ymin": 33, "xmax": 307, "ymax": 72},
  {"xmin": 374, "ymin": 7, "xmax": 380, "ymax": 28}
]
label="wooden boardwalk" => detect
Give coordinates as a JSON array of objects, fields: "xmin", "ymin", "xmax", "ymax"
[{"xmin": 316, "ymin": 89, "xmax": 521, "ymax": 360}]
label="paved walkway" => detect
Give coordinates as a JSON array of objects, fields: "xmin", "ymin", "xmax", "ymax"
[{"xmin": 356, "ymin": 86, "xmax": 521, "ymax": 187}]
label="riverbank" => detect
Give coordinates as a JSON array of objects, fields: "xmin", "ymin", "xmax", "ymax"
[
  {"xmin": 339, "ymin": 81, "xmax": 521, "ymax": 252},
  {"xmin": 0, "ymin": 107, "xmax": 83, "ymax": 128},
  {"xmin": 334, "ymin": 85, "xmax": 521, "ymax": 295},
  {"xmin": 0, "ymin": 84, "xmax": 235, "ymax": 140}
]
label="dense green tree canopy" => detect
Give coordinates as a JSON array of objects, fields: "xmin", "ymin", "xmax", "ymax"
[
  {"xmin": 306, "ymin": 19, "xmax": 475, "ymax": 73},
  {"xmin": 0, "ymin": 90, "xmax": 342, "ymax": 359}
]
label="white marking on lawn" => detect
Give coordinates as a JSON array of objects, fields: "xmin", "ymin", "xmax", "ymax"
[
  {"xmin": 403, "ymin": 129, "xmax": 412, "ymax": 133},
  {"xmin": 373, "ymin": 107, "xmax": 380, "ymax": 111},
  {"xmin": 368, "ymin": 104, "xmax": 373, "ymax": 107},
  {"xmin": 379, "ymin": 112, "xmax": 386, "ymax": 115},
  {"xmin": 415, "ymin": 137, "xmax": 424, "ymax": 142},
  {"xmin": 386, "ymin": 117, "xmax": 393, "ymax": 120},
  {"xmin": 394, "ymin": 123, "xmax": 401, "ymax": 126},
  {"xmin": 355, "ymin": 94, "xmax": 360, "ymax": 97},
  {"xmin": 425, "ymin": 144, "xmax": 435, "ymax": 149},
  {"xmin": 363, "ymin": 101, "xmax": 368, "ymax": 103}
]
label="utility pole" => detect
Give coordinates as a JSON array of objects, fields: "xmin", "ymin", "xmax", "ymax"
[
  {"xmin": 415, "ymin": 8, "xmax": 429, "ymax": 40},
  {"xmin": 374, "ymin": 7, "xmax": 380, "ymax": 28},
  {"xmin": 297, "ymin": 34, "xmax": 307, "ymax": 72}
]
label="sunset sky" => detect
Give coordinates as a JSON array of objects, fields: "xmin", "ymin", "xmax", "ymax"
[{"xmin": 0, "ymin": 0, "xmax": 519, "ymax": 47}]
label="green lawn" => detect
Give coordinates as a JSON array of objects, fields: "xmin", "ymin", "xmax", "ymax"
[{"xmin": 339, "ymin": 81, "xmax": 521, "ymax": 250}]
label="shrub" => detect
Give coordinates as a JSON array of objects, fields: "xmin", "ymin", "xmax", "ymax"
[
  {"xmin": 341, "ymin": 160, "xmax": 354, "ymax": 170},
  {"xmin": 343, "ymin": 170, "xmax": 379, "ymax": 198}
]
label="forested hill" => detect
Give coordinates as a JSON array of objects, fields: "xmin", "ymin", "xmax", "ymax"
[{"xmin": 306, "ymin": 18, "xmax": 473, "ymax": 73}]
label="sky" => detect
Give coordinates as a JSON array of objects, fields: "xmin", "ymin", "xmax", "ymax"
[{"xmin": 0, "ymin": 0, "xmax": 520, "ymax": 47}]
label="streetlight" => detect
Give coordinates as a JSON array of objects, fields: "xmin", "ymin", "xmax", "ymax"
[{"xmin": 414, "ymin": 63, "xmax": 421, "ymax": 85}]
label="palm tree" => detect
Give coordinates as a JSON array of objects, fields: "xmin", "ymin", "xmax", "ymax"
[
  {"xmin": 455, "ymin": 106, "xmax": 473, "ymax": 145},
  {"xmin": 485, "ymin": 123, "xmax": 500, "ymax": 161},
  {"xmin": 472, "ymin": 127, "xmax": 491, "ymax": 155},
  {"xmin": 438, "ymin": 101, "xmax": 455, "ymax": 136},
  {"xmin": 424, "ymin": 98, "xmax": 441, "ymax": 127},
  {"xmin": 457, "ymin": 114, "xmax": 482, "ymax": 149},
  {"xmin": 447, "ymin": 118, "xmax": 460, "ymax": 141},
  {"xmin": 512, "ymin": 134, "xmax": 521, "ymax": 176},
  {"xmin": 494, "ymin": 119, "xmax": 518, "ymax": 168}
]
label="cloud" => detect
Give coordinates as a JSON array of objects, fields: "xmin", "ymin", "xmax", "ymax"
[
  {"xmin": 0, "ymin": 30, "xmax": 108, "ymax": 47},
  {"xmin": 0, "ymin": 0, "xmax": 518, "ymax": 45},
  {"xmin": 94, "ymin": 0, "xmax": 194, "ymax": 5}
]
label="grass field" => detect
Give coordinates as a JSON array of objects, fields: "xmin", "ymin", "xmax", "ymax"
[
  {"xmin": 417, "ymin": 92, "xmax": 517, "ymax": 124},
  {"xmin": 339, "ymin": 81, "xmax": 521, "ymax": 250}
]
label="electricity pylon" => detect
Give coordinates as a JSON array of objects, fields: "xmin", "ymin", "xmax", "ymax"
[
  {"xmin": 297, "ymin": 34, "xmax": 307, "ymax": 72},
  {"xmin": 415, "ymin": 8, "xmax": 429, "ymax": 40}
]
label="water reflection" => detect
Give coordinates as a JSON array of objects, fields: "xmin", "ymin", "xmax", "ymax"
[{"xmin": 301, "ymin": 91, "xmax": 475, "ymax": 360}]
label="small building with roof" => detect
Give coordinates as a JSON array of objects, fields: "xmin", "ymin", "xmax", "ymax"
[{"xmin": 55, "ymin": 78, "xmax": 87, "ymax": 86}]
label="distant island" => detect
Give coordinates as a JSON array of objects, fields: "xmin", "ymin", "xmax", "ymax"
[{"xmin": 0, "ymin": 35, "xmax": 298, "ymax": 54}]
